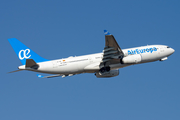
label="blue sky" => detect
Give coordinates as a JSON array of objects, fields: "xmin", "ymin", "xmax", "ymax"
[{"xmin": 0, "ymin": 0, "xmax": 180, "ymax": 120}]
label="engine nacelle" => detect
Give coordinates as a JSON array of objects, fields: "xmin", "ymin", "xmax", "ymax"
[
  {"xmin": 95, "ymin": 69, "xmax": 119, "ymax": 78},
  {"xmin": 122, "ymin": 54, "xmax": 142, "ymax": 64}
]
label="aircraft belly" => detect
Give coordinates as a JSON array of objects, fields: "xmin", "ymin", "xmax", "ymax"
[
  {"xmin": 84, "ymin": 62, "xmax": 100, "ymax": 71},
  {"xmin": 109, "ymin": 63, "xmax": 131, "ymax": 70}
]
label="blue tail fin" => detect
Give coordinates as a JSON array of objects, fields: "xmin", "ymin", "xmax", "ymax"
[{"xmin": 8, "ymin": 38, "xmax": 49, "ymax": 65}]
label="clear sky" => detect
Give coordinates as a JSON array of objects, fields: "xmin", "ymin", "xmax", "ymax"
[{"xmin": 0, "ymin": 0, "xmax": 180, "ymax": 120}]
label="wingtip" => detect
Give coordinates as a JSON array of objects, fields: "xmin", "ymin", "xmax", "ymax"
[
  {"xmin": 104, "ymin": 30, "xmax": 111, "ymax": 35},
  {"xmin": 37, "ymin": 74, "xmax": 44, "ymax": 78}
]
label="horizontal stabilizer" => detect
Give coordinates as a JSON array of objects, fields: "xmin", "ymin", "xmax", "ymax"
[
  {"xmin": 8, "ymin": 69, "xmax": 24, "ymax": 73},
  {"xmin": 26, "ymin": 59, "xmax": 39, "ymax": 69}
]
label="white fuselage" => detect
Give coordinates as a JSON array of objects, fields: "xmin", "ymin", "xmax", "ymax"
[{"xmin": 19, "ymin": 45, "xmax": 175, "ymax": 75}]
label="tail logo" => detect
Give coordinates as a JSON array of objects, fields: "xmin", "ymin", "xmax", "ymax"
[{"xmin": 18, "ymin": 49, "xmax": 31, "ymax": 60}]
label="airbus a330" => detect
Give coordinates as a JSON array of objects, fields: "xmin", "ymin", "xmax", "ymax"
[{"xmin": 8, "ymin": 30, "xmax": 175, "ymax": 78}]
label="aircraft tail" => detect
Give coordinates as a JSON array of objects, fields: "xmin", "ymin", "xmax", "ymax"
[{"xmin": 8, "ymin": 38, "xmax": 49, "ymax": 65}]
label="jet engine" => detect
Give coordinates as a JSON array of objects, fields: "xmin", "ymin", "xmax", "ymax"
[
  {"xmin": 95, "ymin": 69, "xmax": 119, "ymax": 78},
  {"xmin": 122, "ymin": 54, "xmax": 142, "ymax": 64}
]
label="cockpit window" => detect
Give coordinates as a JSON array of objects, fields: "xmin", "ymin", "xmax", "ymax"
[{"xmin": 167, "ymin": 46, "xmax": 170, "ymax": 48}]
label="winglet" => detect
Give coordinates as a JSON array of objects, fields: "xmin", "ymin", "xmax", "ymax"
[
  {"xmin": 104, "ymin": 30, "xmax": 111, "ymax": 35},
  {"xmin": 36, "ymin": 74, "xmax": 63, "ymax": 78},
  {"xmin": 37, "ymin": 74, "xmax": 44, "ymax": 78}
]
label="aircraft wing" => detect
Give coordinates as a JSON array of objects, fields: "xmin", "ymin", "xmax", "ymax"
[
  {"xmin": 37, "ymin": 74, "xmax": 74, "ymax": 78},
  {"xmin": 100, "ymin": 30, "xmax": 124, "ymax": 67}
]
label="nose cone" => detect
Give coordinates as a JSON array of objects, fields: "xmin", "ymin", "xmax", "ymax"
[
  {"xmin": 171, "ymin": 48, "xmax": 175, "ymax": 54},
  {"xmin": 167, "ymin": 48, "xmax": 175, "ymax": 56}
]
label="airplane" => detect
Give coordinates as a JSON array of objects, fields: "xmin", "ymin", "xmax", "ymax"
[{"xmin": 8, "ymin": 30, "xmax": 175, "ymax": 78}]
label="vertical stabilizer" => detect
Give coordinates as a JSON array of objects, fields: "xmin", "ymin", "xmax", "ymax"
[{"xmin": 8, "ymin": 38, "xmax": 49, "ymax": 65}]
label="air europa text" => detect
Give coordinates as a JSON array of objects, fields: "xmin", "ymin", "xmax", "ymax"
[{"xmin": 128, "ymin": 47, "xmax": 157, "ymax": 55}]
